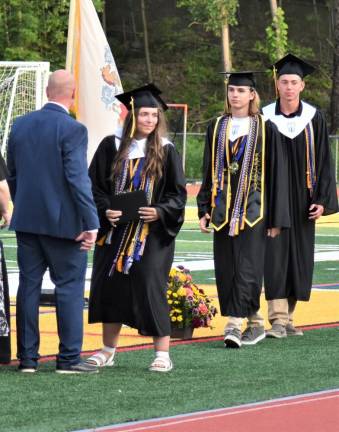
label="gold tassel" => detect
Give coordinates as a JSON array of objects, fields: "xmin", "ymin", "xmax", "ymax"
[
  {"xmin": 234, "ymin": 220, "xmax": 239, "ymax": 236},
  {"xmin": 224, "ymin": 76, "xmax": 229, "ymax": 113},
  {"xmin": 116, "ymin": 254, "xmax": 124, "ymax": 272},
  {"xmin": 129, "ymin": 96, "xmax": 136, "ymax": 138},
  {"xmin": 96, "ymin": 235, "xmax": 106, "ymax": 246},
  {"xmin": 139, "ymin": 223, "xmax": 149, "ymax": 242},
  {"xmin": 273, "ymin": 66, "xmax": 278, "ymax": 99}
]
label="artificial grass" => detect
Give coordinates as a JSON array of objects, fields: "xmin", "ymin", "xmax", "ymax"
[{"xmin": 1, "ymin": 327, "xmax": 339, "ymax": 432}]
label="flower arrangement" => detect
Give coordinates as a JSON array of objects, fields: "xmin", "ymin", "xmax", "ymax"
[{"xmin": 167, "ymin": 266, "xmax": 217, "ymax": 329}]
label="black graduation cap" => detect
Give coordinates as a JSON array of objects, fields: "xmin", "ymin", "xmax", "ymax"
[
  {"xmin": 220, "ymin": 71, "xmax": 257, "ymax": 88},
  {"xmin": 273, "ymin": 53, "xmax": 315, "ymax": 78},
  {"xmin": 115, "ymin": 83, "xmax": 168, "ymax": 112}
]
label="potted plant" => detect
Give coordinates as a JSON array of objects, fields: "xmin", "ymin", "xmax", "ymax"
[{"xmin": 167, "ymin": 266, "xmax": 217, "ymax": 339}]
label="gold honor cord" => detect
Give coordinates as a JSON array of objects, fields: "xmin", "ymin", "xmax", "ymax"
[{"xmin": 129, "ymin": 96, "xmax": 136, "ymax": 138}]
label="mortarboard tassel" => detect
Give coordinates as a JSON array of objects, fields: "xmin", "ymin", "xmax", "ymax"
[
  {"xmin": 224, "ymin": 76, "xmax": 229, "ymax": 112},
  {"xmin": 273, "ymin": 66, "xmax": 278, "ymax": 99},
  {"xmin": 129, "ymin": 96, "xmax": 136, "ymax": 138}
]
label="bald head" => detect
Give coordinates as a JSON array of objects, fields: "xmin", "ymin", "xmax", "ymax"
[{"xmin": 46, "ymin": 70, "xmax": 76, "ymax": 107}]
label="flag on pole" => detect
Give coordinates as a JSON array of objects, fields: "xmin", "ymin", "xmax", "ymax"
[{"xmin": 66, "ymin": 0, "xmax": 126, "ymax": 162}]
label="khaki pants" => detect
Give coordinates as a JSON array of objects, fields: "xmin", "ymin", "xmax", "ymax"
[
  {"xmin": 225, "ymin": 311, "xmax": 264, "ymax": 331},
  {"xmin": 267, "ymin": 298, "xmax": 297, "ymax": 326}
]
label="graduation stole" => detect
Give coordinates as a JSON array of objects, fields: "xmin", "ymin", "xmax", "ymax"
[
  {"xmin": 305, "ymin": 122, "xmax": 316, "ymax": 197},
  {"xmin": 103, "ymin": 158, "xmax": 155, "ymax": 276},
  {"xmin": 210, "ymin": 114, "xmax": 265, "ymax": 236}
]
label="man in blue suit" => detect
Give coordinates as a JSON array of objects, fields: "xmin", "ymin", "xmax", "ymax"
[{"xmin": 7, "ymin": 70, "xmax": 100, "ymax": 373}]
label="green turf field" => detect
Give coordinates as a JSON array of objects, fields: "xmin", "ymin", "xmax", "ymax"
[{"xmin": 0, "ymin": 327, "xmax": 338, "ymax": 432}]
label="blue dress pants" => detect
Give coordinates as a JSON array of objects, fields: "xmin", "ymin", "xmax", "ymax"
[{"xmin": 16, "ymin": 232, "xmax": 87, "ymax": 368}]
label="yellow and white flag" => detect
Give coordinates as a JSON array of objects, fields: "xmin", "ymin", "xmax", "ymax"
[{"xmin": 66, "ymin": 0, "xmax": 125, "ymax": 162}]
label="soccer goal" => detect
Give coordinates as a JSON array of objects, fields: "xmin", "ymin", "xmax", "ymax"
[
  {"xmin": 167, "ymin": 103, "xmax": 188, "ymax": 171},
  {"xmin": 0, "ymin": 61, "xmax": 50, "ymax": 157}
]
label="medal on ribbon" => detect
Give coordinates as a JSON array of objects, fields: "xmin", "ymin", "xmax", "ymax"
[{"xmin": 228, "ymin": 136, "xmax": 247, "ymax": 175}]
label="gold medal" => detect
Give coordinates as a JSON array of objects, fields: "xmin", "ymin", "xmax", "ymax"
[{"xmin": 229, "ymin": 161, "xmax": 239, "ymax": 175}]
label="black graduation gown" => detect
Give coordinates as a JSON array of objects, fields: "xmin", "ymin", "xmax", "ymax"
[
  {"xmin": 0, "ymin": 155, "xmax": 11, "ymax": 364},
  {"xmin": 197, "ymin": 117, "xmax": 290, "ymax": 318},
  {"xmin": 88, "ymin": 136, "xmax": 187, "ymax": 337},
  {"xmin": 264, "ymin": 109, "xmax": 338, "ymax": 301}
]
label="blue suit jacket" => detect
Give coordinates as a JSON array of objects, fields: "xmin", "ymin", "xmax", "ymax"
[{"xmin": 7, "ymin": 103, "xmax": 99, "ymax": 239}]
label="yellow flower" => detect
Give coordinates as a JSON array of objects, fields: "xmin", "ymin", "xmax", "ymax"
[
  {"xmin": 177, "ymin": 316, "xmax": 183, "ymax": 322},
  {"xmin": 172, "ymin": 293, "xmax": 178, "ymax": 298},
  {"xmin": 168, "ymin": 300, "xmax": 173, "ymax": 304},
  {"xmin": 171, "ymin": 316, "xmax": 177, "ymax": 322},
  {"xmin": 177, "ymin": 287, "xmax": 186, "ymax": 297},
  {"xmin": 169, "ymin": 268, "xmax": 177, "ymax": 277}
]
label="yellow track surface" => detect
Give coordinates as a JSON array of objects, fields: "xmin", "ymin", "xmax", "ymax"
[{"xmin": 8, "ymin": 288, "xmax": 339, "ymax": 359}]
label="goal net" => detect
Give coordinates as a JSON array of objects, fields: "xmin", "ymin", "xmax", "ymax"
[
  {"xmin": 0, "ymin": 61, "xmax": 50, "ymax": 157},
  {"xmin": 167, "ymin": 103, "xmax": 188, "ymax": 171}
]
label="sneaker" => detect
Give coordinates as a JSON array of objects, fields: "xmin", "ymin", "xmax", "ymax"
[
  {"xmin": 241, "ymin": 326, "xmax": 266, "ymax": 346},
  {"xmin": 286, "ymin": 323, "xmax": 304, "ymax": 336},
  {"xmin": 224, "ymin": 328, "xmax": 242, "ymax": 348},
  {"xmin": 56, "ymin": 361, "xmax": 99, "ymax": 374},
  {"xmin": 18, "ymin": 365, "xmax": 37, "ymax": 373},
  {"xmin": 266, "ymin": 324, "xmax": 287, "ymax": 339}
]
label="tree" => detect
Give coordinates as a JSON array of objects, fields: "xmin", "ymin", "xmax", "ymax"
[
  {"xmin": 141, "ymin": 0, "xmax": 153, "ymax": 82},
  {"xmin": 0, "ymin": 0, "xmax": 103, "ymax": 69},
  {"xmin": 266, "ymin": 5, "xmax": 288, "ymax": 62},
  {"xmin": 177, "ymin": 0, "xmax": 239, "ymax": 72},
  {"xmin": 330, "ymin": 0, "xmax": 339, "ymax": 133}
]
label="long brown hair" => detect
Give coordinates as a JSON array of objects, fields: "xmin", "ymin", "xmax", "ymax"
[{"xmin": 111, "ymin": 107, "xmax": 168, "ymax": 181}]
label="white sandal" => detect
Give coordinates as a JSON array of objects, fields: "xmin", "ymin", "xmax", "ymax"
[
  {"xmin": 85, "ymin": 349, "xmax": 115, "ymax": 367},
  {"xmin": 149, "ymin": 357, "xmax": 173, "ymax": 373}
]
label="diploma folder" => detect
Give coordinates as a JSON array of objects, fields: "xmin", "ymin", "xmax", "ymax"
[{"xmin": 110, "ymin": 190, "xmax": 148, "ymax": 224}]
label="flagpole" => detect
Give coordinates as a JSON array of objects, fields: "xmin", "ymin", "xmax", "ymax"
[{"xmin": 66, "ymin": 0, "xmax": 76, "ymax": 71}]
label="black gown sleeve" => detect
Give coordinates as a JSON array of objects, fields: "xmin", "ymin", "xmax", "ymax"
[
  {"xmin": 88, "ymin": 135, "xmax": 116, "ymax": 235},
  {"xmin": 311, "ymin": 111, "xmax": 338, "ymax": 215},
  {"xmin": 196, "ymin": 119, "xmax": 215, "ymax": 219},
  {"xmin": 153, "ymin": 144, "xmax": 187, "ymax": 238},
  {"xmin": 265, "ymin": 119, "xmax": 291, "ymax": 229}
]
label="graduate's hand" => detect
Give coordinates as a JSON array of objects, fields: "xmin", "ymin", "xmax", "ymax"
[
  {"xmin": 267, "ymin": 227, "xmax": 281, "ymax": 238},
  {"xmin": 139, "ymin": 206, "xmax": 159, "ymax": 223},
  {"xmin": 309, "ymin": 204, "xmax": 324, "ymax": 220},
  {"xmin": 106, "ymin": 209, "xmax": 122, "ymax": 227},
  {"xmin": 199, "ymin": 213, "xmax": 211, "ymax": 233},
  {"xmin": 75, "ymin": 230, "xmax": 98, "ymax": 251},
  {"xmin": 0, "ymin": 210, "xmax": 11, "ymax": 229}
]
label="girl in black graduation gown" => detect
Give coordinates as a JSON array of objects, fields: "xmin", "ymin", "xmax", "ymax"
[
  {"xmin": 197, "ymin": 72, "xmax": 290, "ymax": 348},
  {"xmin": 87, "ymin": 84, "xmax": 186, "ymax": 372},
  {"xmin": 0, "ymin": 156, "xmax": 11, "ymax": 364}
]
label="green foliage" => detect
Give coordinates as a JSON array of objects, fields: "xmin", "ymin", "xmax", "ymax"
[
  {"xmin": 185, "ymin": 135, "xmax": 205, "ymax": 180},
  {"xmin": 0, "ymin": 0, "xmax": 103, "ymax": 69},
  {"xmin": 266, "ymin": 7, "xmax": 288, "ymax": 62},
  {"xmin": 255, "ymin": 7, "xmax": 288, "ymax": 63},
  {"xmin": 177, "ymin": 0, "xmax": 239, "ymax": 34}
]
